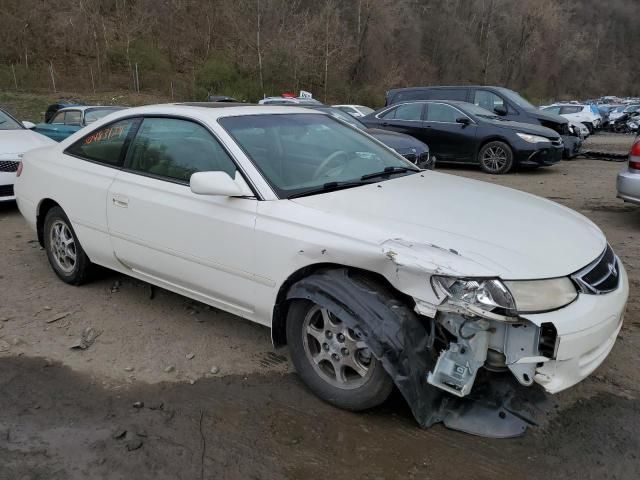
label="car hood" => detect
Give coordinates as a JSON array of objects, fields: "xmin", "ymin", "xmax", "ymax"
[
  {"xmin": 482, "ymin": 118, "xmax": 560, "ymax": 138},
  {"xmin": 290, "ymin": 172, "xmax": 605, "ymax": 279},
  {"xmin": 0, "ymin": 129, "xmax": 55, "ymax": 156},
  {"xmin": 365, "ymin": 128, "xmax": 429, "ymax": 152},
  {"xmin": 526, "ymin": 108, "xmax": 569, "ymax": 126}
]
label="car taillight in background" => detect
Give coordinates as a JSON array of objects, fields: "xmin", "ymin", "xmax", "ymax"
[
  {"xmin": 16, "ymin": 161, "xmax": 23, "ymax": 177},
  {"xmin": 630, "ymin": 138, "xmax": 640, "ymax": 170}
]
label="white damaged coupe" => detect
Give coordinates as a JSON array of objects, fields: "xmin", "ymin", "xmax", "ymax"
[{"xmin": 14, "ymin": 104, "xmax": 628, "ymax": 434}]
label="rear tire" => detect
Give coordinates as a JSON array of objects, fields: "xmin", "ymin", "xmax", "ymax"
[
  {"xmin": 286, "ymin": 299, "xmax": 393, "ymax": 411},
  {"xmin": 43, "ymin": 206, "xmax": 93, "ymax": 285},
  {"xmin": 478, "ymin": 141, "xmax": 514, "ymax": 174}
]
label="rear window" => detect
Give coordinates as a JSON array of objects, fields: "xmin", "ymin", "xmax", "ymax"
[{"xmin": 66, "ymin": 119, "xmax": 138, "ymax": 166}]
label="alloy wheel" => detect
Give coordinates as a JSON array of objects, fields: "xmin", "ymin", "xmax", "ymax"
[
  {"xmin": 302, "ymin": 305, "xmax": 374, "ymax": 390},
  {"xmin": 482, "ymin": 146, "xmax": 508, "ymax": 172},
  {"xmin": 49, "ymin": 220, "xmax": 77, "ymax": 273}
]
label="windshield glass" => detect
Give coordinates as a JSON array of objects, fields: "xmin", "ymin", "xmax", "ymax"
[
  {"xmin": 458, "ymin": 103, "xmax": 499, "ymax": 119},
  {"xmin": 318, "ymin": 108, "xmax": 366, "ymax": 129},
  {"xmin": 0, "ymin": 109, "xmax": 24, "ymax": 130},
  {"xmin": 84, "ymin": 108, "xmax": 123, "ymax": 124},
  {"xmin": 355, "ymin": 106, "xmax": 374, "ymax": 116},
  {"xmin": 496, "ymin": 88, "xmax": 536, "ymax": 110},
  {"xmin": 220, "ymin": 113, "xmax": 417, "ymax": 198}
]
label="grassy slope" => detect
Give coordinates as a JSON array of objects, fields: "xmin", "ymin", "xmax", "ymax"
[{"xmin": 0, "ymin": 90, "xmax": 171, "ymax": 123}]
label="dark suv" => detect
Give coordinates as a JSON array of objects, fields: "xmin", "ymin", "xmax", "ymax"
[{"xmin": 385, "ymin": 86, "xmax": 582, "ymax": 158}]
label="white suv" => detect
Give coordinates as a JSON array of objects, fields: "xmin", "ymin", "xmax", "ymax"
[{"xmin": 542, "ymin": 104, "xmax": 602, "ymax": 134}]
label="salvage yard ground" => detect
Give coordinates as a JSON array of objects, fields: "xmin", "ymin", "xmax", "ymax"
[{"xmin": 0, "ymin": 134, "xmax": 639, "ymax": 480}]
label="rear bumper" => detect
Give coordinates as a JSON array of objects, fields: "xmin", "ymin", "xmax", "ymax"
[
  {"xmin": 0, "ymin": 171, "xmax": 16, "ymax": 202},
  {"xmin": 617, "ymin": 169, "xmax": 640, "ymax": 205},
  {"xmin": 522, "ymin": 262, "xmax": 629, "ymax": 393}
]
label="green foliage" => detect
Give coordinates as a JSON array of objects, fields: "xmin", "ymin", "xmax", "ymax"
[
  {"xmin": 195, "ymin": 56, "xmax": 261, "ymax": 102},
  {"xmin": 107, "ymin": 41, "xmax": 171, "ymax": 74}
]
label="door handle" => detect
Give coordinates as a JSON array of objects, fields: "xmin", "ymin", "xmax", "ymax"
[{"xmin": 112, "ymin": 195, "xmax": 129, "ymax": 208}]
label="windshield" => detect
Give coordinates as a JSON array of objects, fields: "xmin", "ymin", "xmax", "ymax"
[
  {"xmin": 496, "ymin": 88, "xmax": 536, "ymax": 110},
  {"xmin": 220, "ymin": 113, "xmax": 418, "ymax": 198},
  {"xmin": 355, "ymin": 106, "xmax": 374, "ymax": 116},
  {"xmin": 318, "ymin": 107, "xmax": 366, "ymax": 130},
  {"xmin": 458, "ymin": 103, "xmax": 499, "ymax": 119},
  {"xmin": 84, "ymin": 108, "xmax": 123, "ymax": 124},
  {"xmin": 0, "ymin": 109, "xmax": 24, "ymax": 130}
]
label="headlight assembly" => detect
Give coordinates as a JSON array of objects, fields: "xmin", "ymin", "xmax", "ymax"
[
  {"xmin": 431, "ymin": 276, "xmax": 578, "ymax": 320},
  {"xmin": 516, "ymin": 132, "xmax": 551, "ymax": 143},
  {"xmin": 431, "ymin": 276, "xmax": 517, "ymax": 320},
  {"xmin": 504, "ymin": 277, "xmax": 577, "ymax": 313}
]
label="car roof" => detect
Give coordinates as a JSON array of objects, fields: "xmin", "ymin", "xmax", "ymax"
[
  {"xmin": 102, "ymin": 103, "xmax": 326, "ymax": 121},
  {"xmin": 56, "ymin": 105, "xmax": 123, "ymax": 113}
]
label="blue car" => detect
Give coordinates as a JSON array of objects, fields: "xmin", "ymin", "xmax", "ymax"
[{"xmin": 33, "ymin": 106, "xmax": 125, "ymax": 142}]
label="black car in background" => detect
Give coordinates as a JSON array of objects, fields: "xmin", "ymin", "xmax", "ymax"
[
  {"xmin": 302, "ymin": 105, "xmax": 434, "ymax": 169},
  {"xmin": 385, "ymin": 86, "xmax": 581, "ymax": 158},
  {"xmin": 362, "ymin": 100, "xmax": 563, "ymax": 174}
]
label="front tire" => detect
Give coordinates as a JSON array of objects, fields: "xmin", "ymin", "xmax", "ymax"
[
  {"xmin": 43, "ymin": 206, "xmax": 93, "ymax": 285},
  {"xmin": 286, "ymin": 299, "xmax": 393, "ymax": 411},
  {"xmin": 478, "ymin": 141, "xmax": 514, "ymax": 174}
]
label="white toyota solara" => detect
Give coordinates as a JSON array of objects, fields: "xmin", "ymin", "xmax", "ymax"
[{"xmin": 15, "ymin": 104, "xmax": 628, "ymax": 423}]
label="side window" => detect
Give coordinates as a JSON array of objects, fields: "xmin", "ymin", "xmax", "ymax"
[
  {"xmin": 66, "ymin": 119, "xmax": 137, "ymax": 166},
  {"xmin": 126, "ymin": 118, "xmax": 237, "ymax": 183},
  {"xmin": 393, "ymin": 103, "xmax": 423, "ymax": 121},
  {"xmin": 543, "ymin": 106, "xmax": 561, "ymax": 115},
  {"xmin": 429, "ymin": 89, "xmax": 467, "ymax": 101},
  {"xmin": 65, "ymin": 111, "xmax": 82, "ymax": 126},
  {"xmin": 51, "ymin": 112, "xmax": 66, "ymax": 124},
  {"xmin": 379, "ymin": 107, "xmax": 397, "ymax": 119},
  {"xmin": 426, "ymin": 103, "xmax": 462, "ymax": 123},
  {"xmin": 474, "ymin": 90, "xmax": 505, "ymax": 112}
]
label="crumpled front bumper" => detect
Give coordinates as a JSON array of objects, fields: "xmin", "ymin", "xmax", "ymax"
[{"xmin": 522, "ymin": 261, "xmax": 629, "ymax": 393}]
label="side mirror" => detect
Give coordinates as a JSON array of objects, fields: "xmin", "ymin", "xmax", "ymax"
[
  {"xmin": 190, "ymin": 171, "xmax": 248, "ymax": 197},
  {"xmin": 22, "ymin": 121, "xmax": 36, "ymax": 129},
  {"xmin": 494, "ymin": 105, "xmax": 508, "ymax": 116},
  {"xmin": 456, "ymin": 117, "xmax": 471, "ymax": 126}
]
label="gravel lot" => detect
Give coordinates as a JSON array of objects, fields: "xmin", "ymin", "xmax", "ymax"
[{"xmin": 1, "ymin": 133, "xmax": 638, "ymax": 480}]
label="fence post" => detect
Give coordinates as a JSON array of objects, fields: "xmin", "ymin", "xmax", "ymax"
[
  {"xmin": 11, "ymin": 64, "xmax": 18, "ymax": 90},
  {"xmin": 49, "ymin": 62, "xmax": 56, "ymax": 93}
]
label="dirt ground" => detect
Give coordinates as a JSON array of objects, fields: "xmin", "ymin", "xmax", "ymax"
[{"xmin": 1, "ymin": 133, "xmax": 639, "ymax": 480}]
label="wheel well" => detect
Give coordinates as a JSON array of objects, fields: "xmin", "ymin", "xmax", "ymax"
[
  {"xmin": 271, "ymin": 263, "xmax": 414, "ymax": 348},
  {"xmin": 36, "ymin": 199, "xmax": 60, "ymax": 247}
]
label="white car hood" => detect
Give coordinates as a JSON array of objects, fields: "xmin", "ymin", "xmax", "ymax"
[
  {"xmin": 291, "ymin": 171, "xmax": 606, "ymax": 279},
  {"xmin": 0, "ymin": 129, "xmax": 54, "ymax": 157}
]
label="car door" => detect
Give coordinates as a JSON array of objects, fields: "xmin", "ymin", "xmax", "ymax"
[
  {"xmin": 34, "ymin": 111, "xmax": 69, "ymax": 142},
  {"xmin": 472, "ymin": 89, "xmax": 519, "ymax": 122},
  {"xmin": 423, "ymin": 103, "xmax": 477, "ymax": 162},
  {"xmin": 57, "ymin": 117, "xmax": 140, "ymax": 268},
  {"xmin": 106, "ymin": 116, "xmax": 259, "ymax": 317},
  {"xmin": 372, "ymin": 103, "xmax": 427, "ymax": 142}
]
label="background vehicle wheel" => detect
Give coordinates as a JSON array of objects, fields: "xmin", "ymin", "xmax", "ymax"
[
  {"xmin": 286, "ymin": 299, "xmax": 393, "ymax": 411},
  {"xmin": 43, "ymin": 206, "xmax": 93, "ymax": 285},
  {"xmin": 584, "ymin": 122, "xmax": 594, "ymax": 134},
  {"xmin": 478, "ymin": 141, "xmax": 514, "ymax": 174}
]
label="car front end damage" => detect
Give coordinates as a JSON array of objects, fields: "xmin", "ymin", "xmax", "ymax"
[{"xmin": 416, "ymin": 244, "xmax": 628, "ymax": 400}]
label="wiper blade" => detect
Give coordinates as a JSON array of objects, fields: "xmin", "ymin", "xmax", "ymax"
[
  {"xmin": 288, "ymin": 180, "xmax": 367, "ymax": 199},
  {"xmin": 360, "ymin": 166, "xmax": 419, "ymax": 181}
]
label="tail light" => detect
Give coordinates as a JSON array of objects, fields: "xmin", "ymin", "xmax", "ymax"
[
  {"xmin": 630, "ymin": 138, "xmax": 640, "ymax": 170},
  {"xmin": 16, "ymin": 161, "xmax": 23, "ymax": 177}
]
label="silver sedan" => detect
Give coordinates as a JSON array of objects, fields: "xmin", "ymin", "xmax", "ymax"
[{"xmin": 617, "ymin": 135, "xmax": 640, "ymax": 204}]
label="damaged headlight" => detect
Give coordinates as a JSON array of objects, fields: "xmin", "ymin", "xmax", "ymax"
[
  {"xmin": 503, "ymin": 278, "xmax": 577, "ymax": 313},
  {"xmin": 516, "ymin": 132, "xmax": 551, "ymax": 143},
  {"xmin": 431, "ymin": 277, "xmax": 517, "ymax": 320},
  {"xmin": 432, "ymin": 276, "xmax": 578, "ymax": 319}
]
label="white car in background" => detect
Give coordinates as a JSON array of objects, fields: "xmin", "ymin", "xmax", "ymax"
[
  {"xmin": 0, "ymin": 108, "xmax": 55, "ymax": 202},
  {"xmin": 570, "ymin": 120, "xmax": 590, "ymax": 139},
  {"xmin": 14, "ymin": 104, "xmax": 628, "ymax": 433},
  {"xmin": 332, "ymin": 104, "xmax": 375, "ymax": 118},
  {"xmin": 541, "ymin": 104, "xmax": 602, "ymax": 134}
]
